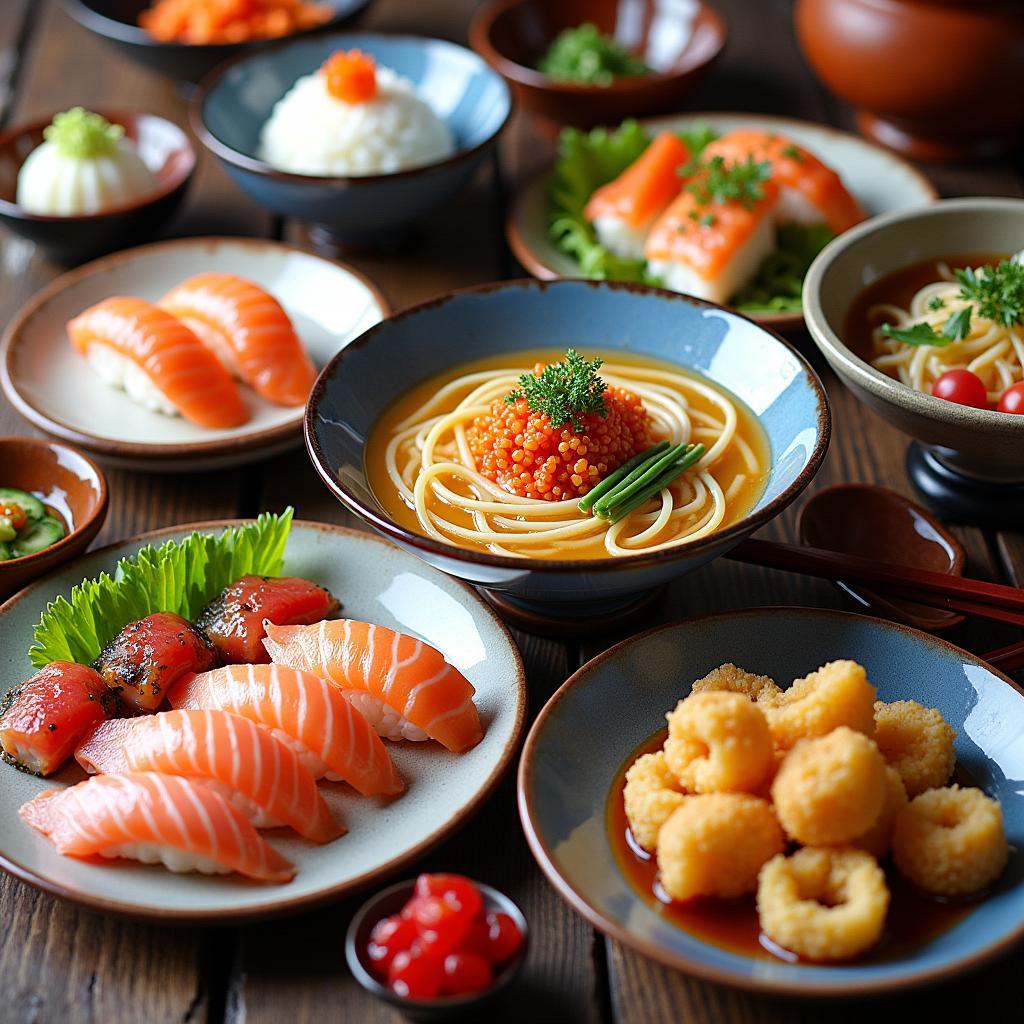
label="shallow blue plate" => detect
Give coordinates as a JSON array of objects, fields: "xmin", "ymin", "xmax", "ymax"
[{"xmin": 518, "ymin": 607, "xmax": 1024, "ymax": 996}]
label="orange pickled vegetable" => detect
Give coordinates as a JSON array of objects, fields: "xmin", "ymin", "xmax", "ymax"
[
  {"xmin": 322, "ymin": 50, "xmax": 378, "ymax": 103},
  {"xmin": 139, "ymin": 0, "xmax": 332, "ymax": 45}
]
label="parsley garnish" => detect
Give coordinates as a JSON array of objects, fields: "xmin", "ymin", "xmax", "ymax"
[
  {"xmin": 686, "ymin": 155, "xmax": 771, "ymax": 209},
  {"xmin": 943, "ymin": 304, "xmax": 973, "ymax": 340},
  {"xmin": 781, "ymin": 144, "xmax": 803, "ymax": 161},
  {"xmin": 880, "ymin": 305, "xmax": 973, "ymax": 347},
  {"xmin": 927, "ymin": 296, "xmax": 946, "ymax": 311},
  {"xmin": 686, "ymin": 210, "xmax": 717, "ymax": 227},
  {"xmin": 505, "ymin": 349, "xmax": 608, "ymax": 431},
  {"xmin": 954, "ymin": 260, "xmax": 1024, "ymax": 327}
]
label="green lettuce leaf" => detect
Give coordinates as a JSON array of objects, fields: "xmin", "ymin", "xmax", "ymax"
[
  {"xmin": 28, "ymin": 509, "xmax": 294, "ymax": 668},
  {"xmin": 731, "ymin": 222, "xmax": 835, "ymax": 312}
]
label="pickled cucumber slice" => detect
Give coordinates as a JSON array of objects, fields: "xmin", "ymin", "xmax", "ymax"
[
  {"xmin": 0, "ymin": 487, "xmax": 44, "ymax": 522},
  {"xmin": 10, "ymin": 515, "xmax": 65, "ymax": 557}
]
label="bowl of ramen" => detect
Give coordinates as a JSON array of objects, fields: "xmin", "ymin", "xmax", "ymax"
[
  {"xmin": 803, "ymin": 198, "xmax": 1024, "ymax": 504},
  {"xmin": 305, "ymin": 279, "xmax": 830, "ymax": 625}
]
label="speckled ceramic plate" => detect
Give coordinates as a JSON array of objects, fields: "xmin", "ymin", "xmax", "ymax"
[
  {"xmin": 507, "ymin": 112, "xmax": 939, "ymax": 332},
  {"xmin": 519, "ymin": 608, "xmax": 1024, "ymax": 996},
  {"xmin": 0, "ymin": 238, "xmax": 388, "ymax": 472},
  {"xmin": 0, "ymin": 521, "xmax": 525, "ymax": 921}
]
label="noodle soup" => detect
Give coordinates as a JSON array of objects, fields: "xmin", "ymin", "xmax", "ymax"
[{"xmin": 364, "ymin": 349, "xmax": 769, "ymax": 561}]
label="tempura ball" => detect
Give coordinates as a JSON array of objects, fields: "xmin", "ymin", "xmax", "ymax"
[
  {"xmin": 690, "ymin": 663, "xmax": 782, "ymax": 705},
  {"xmin": 757, "ymin": 847, "xmax": 889, "ymax": 961},
  {"xmin": 873, "ymin": 699, "xmax": 956, "ymax": 797},
  {"xmin": 771, "ymin": 727, "xmax": 887, "ymax": 846},
  {"xmin": 656, "ymin": 794, "xmax": 784, "ymax": 901},
  {"xmin": 623, "ymin": 750, "xmax": 688, "ymax": 852},
  {"xmin": 763, "ymin": 660, "xmax": 876, "ymax": 750},
  {"xmin": 851, "ymin": 765, "xmax": 908, "ymax": 859},
  {"xmin": 664, "ymin": 691, "xmax": 774, "ymax": 794},
  {"xmin": 892, "ymin": 785, "xmax": 1008, "ymax": 896}
]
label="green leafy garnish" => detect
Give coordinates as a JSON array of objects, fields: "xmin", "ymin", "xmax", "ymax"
[
  {"xmin": 954, "ymin": 260, "xmax": 1024, "ymax": 326},
  {"xmin": 44, "ymin": 107, "xmax": 123, "ymax": 159},
  {"xmin": 537, "ymin": 23, "xmax": 648, "ymax": 86},
  {"xmin": 687, "ymin": 154, "xmax": 771, "ymax": 209},
  {"xmin": 881, "ymin": 304, "xmax": 974, "ymax": 347},
  {"xmin": 732, "ymin": 223, "xmax": 834, "ymax": 312},
  {"xmin": 506, "ymin": 349, "xmax": 607, "ymax": 431},
  {"xmin": 28, "ymin": 510, "xmax": 294, "ymax": 668},
  {"xmin": 928, "ymin": 296, "xmax": 946, "ymax": 311},
  {"xmin": 943, "ymin": 304, "xmax": 973, "ymax": 340},
  {"xmin": 781, "ymin": 144, "xmax": 804, "ymax": 162}
]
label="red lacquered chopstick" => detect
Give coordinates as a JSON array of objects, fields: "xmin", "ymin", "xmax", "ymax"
[{"xmin": 982, "ymin": 641, "xmax": 1024, "ymax": 674}]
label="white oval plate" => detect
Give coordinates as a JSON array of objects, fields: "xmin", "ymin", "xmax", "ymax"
[
  {"xmin": 0, "ymin": 239, "xmax": 388, "ymax": 472},
  {"xmin": 0, "ymin": 521, "xmax": 526, "ymax": 921}
]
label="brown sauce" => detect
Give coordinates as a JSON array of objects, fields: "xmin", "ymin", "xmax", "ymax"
[{"xmin": 606, "ymin": 731, "xmax": 976, "ymax": 964}]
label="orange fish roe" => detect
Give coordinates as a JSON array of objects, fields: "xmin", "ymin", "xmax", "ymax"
[
  {"xmin": 323, "ymin": 49, "xmax": 378, "ymax": 103},
  {"xmin": 468, "ymin": 384, "xmax": 652, "ymax": 501},
  {"xmin": 139, "ymin": 0, "xmax": 332, "ymax": 45}
]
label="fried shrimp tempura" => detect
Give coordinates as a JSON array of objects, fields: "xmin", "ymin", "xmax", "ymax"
[
  {"xmin": 664, "ymin": 691, "xmax": 774, "ymax": 794},
  {"xmin": 656, "ymin": 794, "xmax": 783, "ymax": 901},
  {"xmin": 763, "ymin": 660, "xmax": 876, "ymax": 750},
  {"xmin": 771, "ymin": 727, "xmax": 887, "ymax": 845},
  {"xmin": 892, "ymin": 785, "xmax": 1008, "ymax": 896},
  {"xmin": 690, "ymin": 663, "xmax": 782, "ymax": 704},
  {"xmin": 851, "ymin": 765, "xmax": 908, "ymax": 859},
  {"xmin": 623, "ymin": 750, "xmax": 688, "ymax": 851},
  {"xmin": 757, "ymin": 847, "xmax": 889, "ymax": 961},
  {"xmin": 873, "ymin": 699, "xmax": 956, "ymax": 797}
]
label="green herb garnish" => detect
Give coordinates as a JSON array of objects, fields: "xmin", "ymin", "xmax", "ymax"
[
  {"xmin": 781, "ymin": 144, "xmax": 804, "ymax": 162},
  {"xmin": 537, "ymin": 23, "xmax": 648, "ymax": 86},
  {"xmin": 687, "ymin": 154, "xmax": 772, "ymax": 209},
  {"xmin": 44, "ymin": 107, "xmax": 123, "ymax": 159},
  {"xmin": 506, "ymin": 350, "xmax": 608, "ymax": 431},
  {"xmin": 732, "ymin": 223, "xmax": 834, "ymax": 312},
  {"xmin": 943, "ymin": 304, "xmax": 973, "ymax": 340},
  {"xmin": 928, "ymin": 296, "xmax": 947, "ymax": 311},
  {"xmin": 881, "ymin": 304, "xmax": 974, "ymax": 347},
  {"xmin": 954, "ymin": 260, "xmax": 1024, "ymax": 326}
]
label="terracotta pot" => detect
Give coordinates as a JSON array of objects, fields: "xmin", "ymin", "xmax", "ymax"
[{"xmin": 794, "ymin": 0, "xmax": 1024, "ymax": 160}]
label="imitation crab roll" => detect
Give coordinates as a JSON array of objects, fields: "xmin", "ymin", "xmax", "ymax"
[{"xmin": 584, "ymin": 132, "xmax": 693, "ymax": 260}]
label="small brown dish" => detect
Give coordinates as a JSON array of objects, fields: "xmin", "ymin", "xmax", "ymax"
[
  {"xmin": 0, "ymin": 110, "xmax": 196, "ymax": 264},
  {"xmin": 469, "ymin": 0, "xmax": 727, "ymax": 133},
  {"xmin": 0, "ymin": 437, "xmax": 108, "ymax": 601}
]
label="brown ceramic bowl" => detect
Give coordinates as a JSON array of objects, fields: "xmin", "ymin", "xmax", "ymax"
[
  {"xmin": 0, "ymin": 437, "xmax": 108, "ymax": 600},
  {"xmin": 469, "ymin": 0, "xmax": 727, "ymax": 132},
  {"xmin": 0, "ymin": 110, "xmax": 196, "ymax": 264},
  {"xmin": 795, "ymin": 0, "xmax": 1024, "ymax": 161}
]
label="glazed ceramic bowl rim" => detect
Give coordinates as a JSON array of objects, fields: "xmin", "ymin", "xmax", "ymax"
[
  {"xmin": 0, "ymin": 109, "xmax": 196, "ymax": 224},
  {"xmin": 344, "ymin": 877, "xmax": 529, "ymax": 1010},
  {"xmin": 304, "ymin": 277, "xmax": 832, "ymax": 574},
  {"xmin": 0, "ymin": 436, "xmax": 108, "ymax": 571},
  {"xmin": 803, "ymin": 196, "xmax": 1024, "ymax": 432},
  {"xmin": 469, "ymin": 0, "xmax": 727, "ymax": 96},
  {"xmin": 191, "ymin": 30, "xmax": 513, "ymax": 187},
  {"xmin": 517, "ymin": 604, "xmax": 1024, "ymax": 997}
]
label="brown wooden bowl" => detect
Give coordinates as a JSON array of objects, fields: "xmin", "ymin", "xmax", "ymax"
[
  {"xmin": 794, "ymin": 0, "xmax": 1024, "ymax": 161},
  {"xmin": 0, "ymin": 437, "xmax": 108, "ymax": 600},
  {"xmin": 469, "ymin": 0, "xmax": 727, "ymax": 132}
]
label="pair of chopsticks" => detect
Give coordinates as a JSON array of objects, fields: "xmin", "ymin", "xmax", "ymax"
[{"xmin": 726, "ymin": 539, "xmax": 1024, "ymax": 674}]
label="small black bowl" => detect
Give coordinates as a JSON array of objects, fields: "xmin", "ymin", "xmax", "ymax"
[
  {"xmin": 63, "ymin": 0, "xmax": 374, "ymax": 85},
  {"xmin": 345, "ymin": 879, "xmax": 529, "ymax": 1022}
]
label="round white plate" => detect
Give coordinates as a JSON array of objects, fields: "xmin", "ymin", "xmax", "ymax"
[
  {"xmin": 0, "ymin": 521, "xmax": 526, "ymax": 921},
  {"xmin": 0, "ymin": 239, "xmax": 388, "ymax": 471}
]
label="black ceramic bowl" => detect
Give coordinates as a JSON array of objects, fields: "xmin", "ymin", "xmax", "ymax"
[
  {"xmin": 63, "ymin": 0, "xmax": 374, "ymax": 85},
  {"xmin": 344, "ymin": 879, "xmax": 529, "ymax": 1022}
]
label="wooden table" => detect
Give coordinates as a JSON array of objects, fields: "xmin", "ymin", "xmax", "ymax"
[{"xmin": 1, "ymin": 2, "xmax": 1022, "ymax": 1021}]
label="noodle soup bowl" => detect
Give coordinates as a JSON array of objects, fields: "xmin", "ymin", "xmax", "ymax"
[{"xmin": 306, "ymin": 279, "xmax": 829, "ymax": 625}]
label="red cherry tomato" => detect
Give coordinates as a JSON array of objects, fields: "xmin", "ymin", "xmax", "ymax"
[
  {"xmin": 932, "ymin": 369, "xmax": 990, "ymax": 410},
  {"xmin": 366, "ymin": 914, "xmax": 417, "ymax": 976},
  {"xmin": 478, "ymin": 912, "xmax": 523, "ymax": 964},
  {"xmin": 407, "ymin": 894, "xmax": 472, "ymax": 957},
  {"xmin": 997, "ymin": 381, "xmax": 1024, "ymax": 414},
  {"xmin": 442, "ymin": 951, "xmax": 493, "ymax": 996},
  {"xmin": 414, "ymin": 873, "xmax": 484, "ymax": 920},
  {"xmin": 388, "ymin": 945, "xmax": 443, "ymax": 1000}
]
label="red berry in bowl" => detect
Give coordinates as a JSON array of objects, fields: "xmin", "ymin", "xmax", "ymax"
[
  {"xmin": 931, "ymin": 369, "xmax": 990, "ymax": 409},
  {"xmin": 388, "ymin": 945, "xmax": 444, "ymax": 1000},
  {"xmin": 366, "ymin": 914, "xmax": 417, "ymax": 975},
  {"xmin": 479, "ymin": 911, "xmax": 524, "ymax": 963},
  {"xmin": 408, "ymin": 894, "xmax": 472, "ymax": 957},
  {"xmin": 997, "ymin": 381, "xmax": 1024, "ymax": 414},
  {"xmin": 415, "ymin": 872, "xmax": 484, "ymax": 920},
  {"xmin": 442, "ymin": 951, "xmax": 493, "ymax": 996}
]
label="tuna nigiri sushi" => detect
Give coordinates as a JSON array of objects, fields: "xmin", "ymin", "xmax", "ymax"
[
  {"xmin": 584, "ymin": 132, "xmax": 692, "ymax": 260},
  {"xmin": 67, "ymin": 296, "xmax": 250, "ymax": 429},
  {"xmin": 75, "ymin": 709, "xmax": 343, "ymax": 843},
  {"xmin": 0, "ymin": 662, "xmax": 116, "ymax": 776},
  {"xmin": 262, "ymin": 620, "xmax": 483, "ymax": 754},
  {"xmin": 195, "ymin": 575, "xmax": 340, "ymax": 664},
  {"xmin": 167, "ymin": 664, "xmax": 404, "ymax": 797},
  {"xmin": 20, "ymin": 771, "xmax": 295, "ymax": 882},
  {"xmin": 159, "ymin": 274, "xmax": 317, "ymax": 408}
]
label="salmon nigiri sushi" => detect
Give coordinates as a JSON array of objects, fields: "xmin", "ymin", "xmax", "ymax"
[
  {"xmin": 584, "ymin": 132, "xmax": 692, "ymax": 260},
  {"xmin": 167, "ymin": 664, "xmax": 404, "ymax": 797},
  {"xmin": 701, "ymin": 130, "xmax": 864, "ymax": 234},
  {"xmin": 67, "ymin": 297, "xmax": 249, "ymax": 429},
  {"xmin": 159, "ymin": 274, "xmax": 317, "ymax": 407},
  {"xmin": 262, "ymin": 620, "xmax": 483, "ymax": 754},
  {"xmin": 75, "ymin": 709, "xmax": 343, "ymax": 843},
  {"xmin": 20, "ymin": 771, "xmax": 295, "ymax": 882}
]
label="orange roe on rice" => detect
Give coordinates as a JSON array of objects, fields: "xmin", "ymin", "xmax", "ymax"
[{"xmin": 323, "ymin": 50, "xmax": 378, "ymax": 103}]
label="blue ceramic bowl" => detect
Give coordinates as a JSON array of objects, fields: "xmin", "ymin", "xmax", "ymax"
[
  {"xmin": 192, "ymin": 32, "xmax": 511, "ymax": 248},
  {"xmin": 518, "ymin": 607, "xmax": 1024, "ymax": 996},
  {"xmin": 305, "ymin": 279, "xmax": 830, "ymax": 621}
]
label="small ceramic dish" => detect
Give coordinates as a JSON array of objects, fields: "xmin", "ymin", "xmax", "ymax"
[
  {"xmin": 192, "ymin": 32, "xmax": 512, "ymax": 251},
  {"xmin": 0, "ymin": 236, "xmax": 388, "ymax": 472},
  {"xmin": 519, "ymin": 606, "xmax": 1024, "ymax": 997},
  {"xmin": 345, "ymin": 878, "xmax": 529, "ymax": 1021},
  {"xmin": 63, "ymin": 0, "xmax": 374, "ymax": 85},
  {"xmin": 0, "ymin": 521, "xmax": 526, "ymax": 921},
  {"xmin": 0, "ymin": 110, "xmax": 195, "ymax": 264},
  {"xmin": 508, "ymin": 112, "xmax": 939, "ymax": 333},
  {"xmin": 0, "ymin": 437, "xmax": 107, "ymax": 601},
  {"xmin": 304, "ymin": 278, "xmax": 830, "ymax": 625},
  {"xmin": 469, "ymin": 0, "xmax": 726, "ymax": 133}
]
